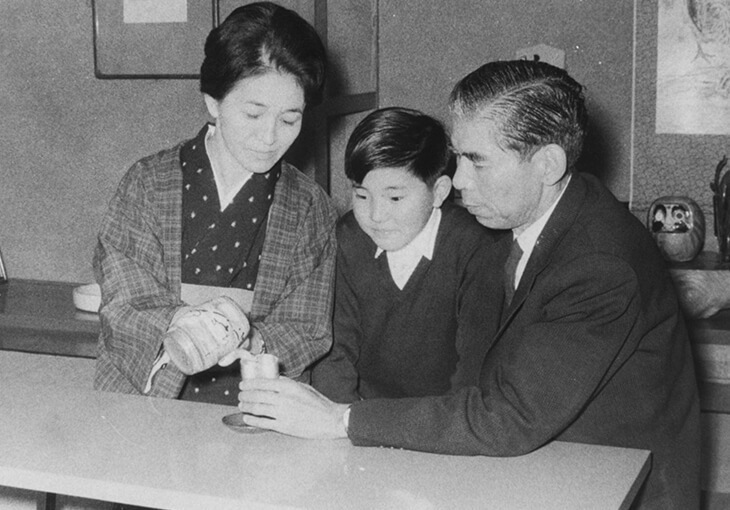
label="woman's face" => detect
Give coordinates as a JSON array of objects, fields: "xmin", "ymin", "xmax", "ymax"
[{"xmin": 204, "ymin": 71, "xmax": 305, "ymax": 175}]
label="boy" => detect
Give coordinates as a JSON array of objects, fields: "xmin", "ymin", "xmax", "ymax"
[{"xmin": 311, "ymin": 107, "xmax": 503, "ymax": 402}]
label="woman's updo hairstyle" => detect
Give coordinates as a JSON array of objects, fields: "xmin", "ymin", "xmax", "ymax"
[{"xmin": 200, "ymin": 2, "xmax": 326, "ymax": 106}]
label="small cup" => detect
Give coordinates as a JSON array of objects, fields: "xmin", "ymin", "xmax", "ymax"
[
  {"xmin": 241, "ymin": 353, "xmax": 279, "ymax": 380},
  {"xmin": 223, "ymin": 353, "xmax": 279, "ymax": 433}
]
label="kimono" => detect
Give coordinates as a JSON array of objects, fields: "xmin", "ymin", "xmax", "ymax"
[{"xmin": 93, "ymin": 130, "xmax": 337, "ymax": 399}]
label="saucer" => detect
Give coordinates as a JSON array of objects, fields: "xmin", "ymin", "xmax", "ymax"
[{"xmin": 222, "ymin": 412, "xmax": 267, "ymax": 434}]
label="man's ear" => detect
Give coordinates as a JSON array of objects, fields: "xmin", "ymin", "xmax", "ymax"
[
  {"xmin": 203, "ymin": 94, "xmax": 220, "ymax": 120},
  {"xmin": 534, "ymin": 144, "xmax": 567, "ymax": 186},
  {"xmin": 432, "ymin": 175, "xmax": 453, "ymax": 208}
]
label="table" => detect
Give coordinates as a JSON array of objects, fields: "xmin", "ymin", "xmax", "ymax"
[{"xmin": 0, "ymin": 355, "xmax": 649, "ymax": 510}]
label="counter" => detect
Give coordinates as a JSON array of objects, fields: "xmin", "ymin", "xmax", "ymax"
[{"xmin": 0, "ymin": 351, "xmax": 649, "ymax": 510}]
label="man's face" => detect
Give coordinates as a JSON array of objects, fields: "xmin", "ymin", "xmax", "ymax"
[
  {"xmin": 450, "ymin": 114, "xmax": 545, "ymax": 235},
  {"xmin": 352, "ymin": 166, "xmax": 444, "ymax": 252}
]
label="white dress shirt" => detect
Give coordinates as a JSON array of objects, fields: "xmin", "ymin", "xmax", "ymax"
[{"xmin": 512, "ymin": 175, "xmax": 572, "ymax": 288}]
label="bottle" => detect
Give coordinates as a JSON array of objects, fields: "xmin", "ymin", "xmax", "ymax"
[{"xmin": 163, "ymin": 295, "xmax": 250, "ymax": 375}]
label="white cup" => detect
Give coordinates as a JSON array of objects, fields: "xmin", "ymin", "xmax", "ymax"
[{"xmin": 241, "ymin": 353, "xmax": 279, "ymax": 380}]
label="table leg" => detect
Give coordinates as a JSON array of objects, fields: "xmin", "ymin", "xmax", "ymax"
[{"xmin": 37, "ymin": 492, "xmax": 56, "ymax": 510}]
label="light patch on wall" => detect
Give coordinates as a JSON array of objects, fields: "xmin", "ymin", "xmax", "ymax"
[
  {"xmin": 123, "ymin": 0, "xmax": 188, "ymax": 24},
  {"xmin": 655, "ymin": 0, "xmax": 730, "ymax": 135},
  {"xmin": 515, "ymin": 44, "xmax": 565, "ymax": 69}
]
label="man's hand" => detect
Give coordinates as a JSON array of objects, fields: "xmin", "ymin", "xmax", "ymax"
[{"xmin": 238, "ymin": 377, "xmax": 350, "ymax": 439}]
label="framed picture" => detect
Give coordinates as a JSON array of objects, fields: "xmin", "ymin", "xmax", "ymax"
[
  {"xmin": 92, "ymin": 0, "xmax": 215, "ymax": 79},
  {"xmin": 0, "ymin": 246, "xmax": 7, "ymax": 284}
]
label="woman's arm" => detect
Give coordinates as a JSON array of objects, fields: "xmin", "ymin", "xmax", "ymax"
[
  {"xmin": 93, "ymin": 159, "xmax": 187, "ymax": 397},
  {"xmin": 250, "ymin": 173, "xmax": 338, "ymax": 378}
]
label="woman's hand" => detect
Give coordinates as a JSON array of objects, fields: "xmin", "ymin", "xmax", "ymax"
[
  {"xmin": 218, "ymin": 348, "xmax": 256, "ymax": 367},
  {"xmin": 238, "ymin": 377, "xmax": 350, "ymax": 439}
]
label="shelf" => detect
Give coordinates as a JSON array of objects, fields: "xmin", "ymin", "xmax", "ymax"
[{"xmin": 0, "ymin": 279, "xmax": 99, "ymax": 358}]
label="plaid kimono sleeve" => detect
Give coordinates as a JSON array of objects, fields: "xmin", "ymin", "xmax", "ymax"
[
  {"xmin": 252, "ymin": 173, "xmax": 337, "ymax": 378},
  {"xmin": 93, "ymin": 155, "xmax": 187, "ymax": 397}
]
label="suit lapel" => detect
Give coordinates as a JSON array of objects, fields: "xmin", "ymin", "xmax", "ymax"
[{"xmin": 498, "ymin": 174, "xmax": 589, "ymax": 329}]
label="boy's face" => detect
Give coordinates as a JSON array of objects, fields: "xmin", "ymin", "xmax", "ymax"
[{"xmin": 352, "ymin": 167, "xmax": 450, "ymax": 252}]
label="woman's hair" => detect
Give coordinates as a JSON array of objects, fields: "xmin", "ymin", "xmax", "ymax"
[
  {"xmin": 345, "ymin": 107, "xmax": 450, "ymax": 187},
  {"xmin": 449, "ymin": 60, "xmax": 587, "ymax": 172},
  {"xmin": 200, "ymin": 2, "xmax": 326, "ymax": 105}
]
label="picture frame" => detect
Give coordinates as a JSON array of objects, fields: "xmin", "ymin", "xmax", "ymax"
[
  {"xmin": 92, "ymin": 0, "xmax": 215, "ymax": 79},
  {"xmin": 0, "ymin": 246, "xmax": 7, "ymax": 284}
]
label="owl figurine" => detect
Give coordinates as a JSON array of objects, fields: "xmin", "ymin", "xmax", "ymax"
[{"xmin": 647, "ymin": 196, "xmax": 705, "ymax": 262}]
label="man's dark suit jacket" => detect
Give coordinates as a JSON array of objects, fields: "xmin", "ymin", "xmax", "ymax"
[{"xmin": 347, "ymin": 173, "xmax": 700, "ymax": 510}]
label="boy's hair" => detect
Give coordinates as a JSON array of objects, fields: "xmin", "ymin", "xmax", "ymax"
[{"xmin": 345, "ymin": 107, "xmax": 449, "ymax": 186}]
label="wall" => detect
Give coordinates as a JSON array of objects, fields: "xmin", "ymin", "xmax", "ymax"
[
  {"xmin": 378, "ymin": 0, "xmax": 635, "ymax": 200},
  {"xmin": 633, "ymin": 0, "xmax": 730, "ymax": 244},
  {"xmin": 0, "ymin": 0, "xmax": 651, "ymax": 282},
  {"xmin": 0, "ymin": 1, "xmax": 208, "ymax": 283}
]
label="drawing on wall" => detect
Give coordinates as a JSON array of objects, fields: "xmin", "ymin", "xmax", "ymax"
[{"xmin": 656, "ymin": 0, "xmax": 730, "ymax": 134}]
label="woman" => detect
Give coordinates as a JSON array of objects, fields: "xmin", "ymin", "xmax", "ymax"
[{"xmin": 93, "ymin": 2, "xmax": 337, "ymax": 406}]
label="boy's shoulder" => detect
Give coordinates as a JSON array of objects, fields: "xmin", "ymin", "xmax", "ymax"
[
  {"xmin": 336, "ymin": 209, "xmax": 358, "ymax": 235},
  {"xmin": 336, "ymin": 210, "xmax": 373, "ymax": 251}
]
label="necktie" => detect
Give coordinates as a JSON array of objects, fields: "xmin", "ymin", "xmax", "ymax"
[{"xmin": 504, "ymin": 238, "xmax": 523, "ymax": 305}]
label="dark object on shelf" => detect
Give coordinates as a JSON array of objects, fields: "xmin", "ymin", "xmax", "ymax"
[
  {"xmin": 0, "ymin": 246, "xmax": 7, "ymax": 284},
  {"xmin": 710, "ymin": 155, "xmax": 730, "ymax": 261},
  {"xmin": 647, "ymin": 196, "xmax": 705, "ymax": 262}
]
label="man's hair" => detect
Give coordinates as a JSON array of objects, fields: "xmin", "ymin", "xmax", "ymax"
[
  {"xmin": 345, "ymin": 107, "xmax": 450, "ymax": 187},
  {"xmin": 200, "ymin": 2, "xmax": 326, "ymax": 105},
  {"xmin": 449, "ymin": 60, "xmax": 587, "ymax": 172}
]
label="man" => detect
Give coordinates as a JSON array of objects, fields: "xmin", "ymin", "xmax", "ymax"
[{"xmin": 237, "ymin": 60, "xmax": 700, "ymax": 509}]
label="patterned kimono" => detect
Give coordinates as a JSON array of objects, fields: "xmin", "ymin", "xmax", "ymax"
[{"xmin": 93, "ymin": 126, "xmax": 337, "ymax": 400}]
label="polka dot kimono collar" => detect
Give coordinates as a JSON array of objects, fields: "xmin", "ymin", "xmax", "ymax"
[{"xmin": 179, "ymin": 125, "xmax": 281, "ymax": 290}]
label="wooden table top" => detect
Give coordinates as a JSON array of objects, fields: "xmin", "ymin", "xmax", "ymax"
[{"xmin": 0, "ymin": 352, "xmax": 650, "ymax": 510}]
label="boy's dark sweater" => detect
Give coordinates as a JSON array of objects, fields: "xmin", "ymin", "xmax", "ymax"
[{"xmin": 312, "ymin": 201, "xmax": 504, "ymax": 402}]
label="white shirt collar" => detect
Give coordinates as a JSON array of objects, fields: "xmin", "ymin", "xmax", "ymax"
[
  {"xmin": 375, "ymin": 207, "xmax": 442, "ymax": 289},
  {"xmin": 513, "ymin": 175, "xmax": 572, "ymax": 286}
]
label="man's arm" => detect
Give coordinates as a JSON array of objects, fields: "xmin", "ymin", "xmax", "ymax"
[{"xmin": 346, "ymin": 254, "xmax": 641, "ymax": 455}]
